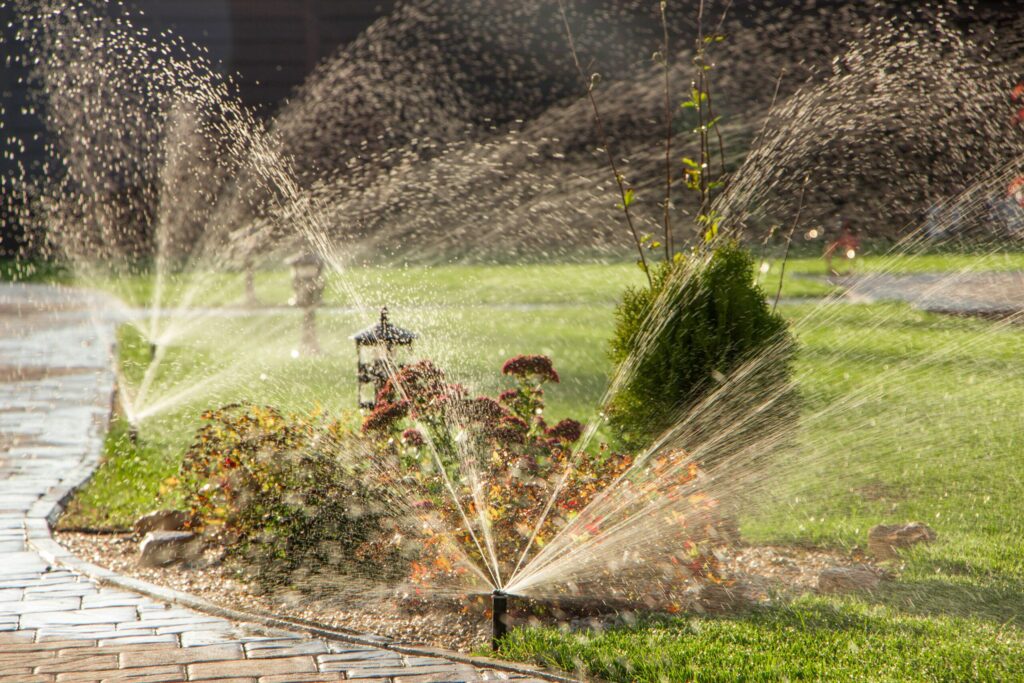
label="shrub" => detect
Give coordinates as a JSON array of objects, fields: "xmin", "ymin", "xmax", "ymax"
[
  {"xmin": 608, "ymin": 240, "xmax": 797, "ymax": 458},
  {"xmin": 362, "ymin": 356, "xmax": 723, "ymax": 591},
  {"xmin": 178, "ymin": 362, "xmax": 727, "ymax": 597},
  {"xmin": 179, "ymin": 404, "xmax": 403, "ymax": 587}
]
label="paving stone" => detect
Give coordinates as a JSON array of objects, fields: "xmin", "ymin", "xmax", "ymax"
[
  {"xmin": 56, "ymin": 643, "xmax": 178, "ymax": 655},
  {"xmin": 395, "ymin": 673, "xmax": 484, "ymax": 683},
  {"xmin": 55, "ymin": 665, "xmax": 184, "ymax": 683},
  {"xmin": 81, "ymin": 592, "xmax": 145, "ymax": 609},
  {"xmin": 244, "ymin": 638, "xmax": 329, "ymax": 657},
  {"xmin": 188, "ymin": 656, "xmax": 318, "ymax": 679},
  {"xmin": 25, "ymin": 586, "xmax": 98, "ymax": 599},
  {"xmin": 180, "ymin": 630, "xmax": 241, "ymax": 647},
  {"xmin": 0, "ymin": 638, "xmax": 97, "ymax": 652},
  {"xmin": 96, "ymin": 634, "xmax": 179, "ymax": 648},
  {"xmin": 318, "ymin": 649, "xmax": 403, "ymax": 664},
  {"xmin": 0, "ymin": 675, "xmax": 55, "ymax": 683},
  {"xmin": 0, "ymin": 597, "xmax": 82, "ymax": 614},
  {"xmin": 38, "ymin": 626, "xmax": 157, "ymax": 641},
  {"xmin": 119, "ymin": 642, "xmax": 243, "ymax": 667},
  {"xmin": 0, "ymin": 651, "xmax": 59, "ymax": 668},
  {"xmin": 22, "ymin": 608, "xmax": 137, "ymax": 628},
  {"xmin": 35, "ymin": 653, "xmax": 120, "ymax": 673},
  {"xmin": 258, "ymin": 675, "xmax": 345, "ymax": 682},
  {"xmin": 154, "ymin": 618, "xmax": 228, "ymax": 635},
  {"xmin": 133, "ymin": 615, "xmax": 223, "ymax": 630},
  {"xmin": 347, "ymin": 667, "xmax": 481, "ymax": 680}
]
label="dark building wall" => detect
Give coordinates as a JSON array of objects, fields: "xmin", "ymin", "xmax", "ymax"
[
  {"xmin": 0, "ymin": 0, "xmax": 391, "ymax": 180},
  {"xmin": 228, "ymin": 0, "xmax": 394, "ymax": 111}
]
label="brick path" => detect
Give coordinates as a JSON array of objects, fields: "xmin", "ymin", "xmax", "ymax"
[
  {"xmin": 0, "ymin": 283, "xmax": 542, "ymax": 683},
  {"xmin": 839, "ymin": 271, "xmax": 1024, "ymax": 316}
]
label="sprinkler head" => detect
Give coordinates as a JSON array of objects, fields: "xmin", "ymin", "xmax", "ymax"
[
  {"xmin": 148, "ymin": 342, "xmax": 157, "ymax": 362},
  {"xmin": 491, "ymin": 590, "xmax": 509, "ymax": 651},
  {"xmin": 127, "ymin": 423, "xmax": 140, "ymax": 445}
]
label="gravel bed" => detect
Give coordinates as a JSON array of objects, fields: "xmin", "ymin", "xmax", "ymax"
[
  {"xmin": 56, "ymin": 530, "xmax": 878, "ymax": 652},
  {"xmin": 56, "ymin": 530, "xmax": 491, "ymax": 651}
]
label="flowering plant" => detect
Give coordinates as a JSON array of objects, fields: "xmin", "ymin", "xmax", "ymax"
[
  {"xmin": 179, "ymin": 404, "xmax": 401, "ymax": 585},
  {"xmin": 362, "ymin": 356, "xmax": 722, "ymax": 592}
]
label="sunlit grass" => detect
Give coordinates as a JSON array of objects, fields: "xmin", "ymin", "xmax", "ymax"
[
  {"xmin": 499, "ymin": 301, "xmax": 1024, "ymax": 680},
  {"xmin": 50, "ymin": 257, "xmax": 1024, "ymax": 679}
]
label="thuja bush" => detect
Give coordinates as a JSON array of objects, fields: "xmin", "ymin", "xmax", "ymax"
[
  {"xmin": 608, "ymin": 240, "xmax": 797, "ymax": 455},
  {"xmin": 179, "ymin": 404, "xmax": 403, "ymax": 587}
]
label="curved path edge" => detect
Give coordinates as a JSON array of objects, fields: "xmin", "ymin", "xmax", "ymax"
[
  {"xmin": 1, "ymin": 282, "xmax": 573, "ymax": 683},
  {"xmin": 29, "ymin": 539, "xmax": 575, "ymax": 683}
]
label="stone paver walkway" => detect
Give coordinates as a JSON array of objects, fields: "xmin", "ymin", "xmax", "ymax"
[
  {"xmin": 0, "ymin": 284, "xmax": 541, "ymax": 683},
  {"xmin": 839, "ymin": 271, "xmax": 1024, "ymax": 317}
]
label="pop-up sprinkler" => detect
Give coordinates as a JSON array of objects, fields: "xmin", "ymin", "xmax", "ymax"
[
  {"xmin": 148, "ymin": 342, "xmax": 157, "ymax": 363},
  {"xmin": 491, "ymin": 590, "xmax": 509, "ymax": 651}
]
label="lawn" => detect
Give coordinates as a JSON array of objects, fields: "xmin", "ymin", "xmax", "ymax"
[
  {"xmin": 45, "ymin": 254, "xmax": 1024, "ymax": 680},
  {"xmin": 495, "ymin": 300, "xmax": 1024, "ymax": 680}
]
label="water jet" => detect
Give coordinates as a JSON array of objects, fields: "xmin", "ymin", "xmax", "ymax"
[{"xmin": 287, "ymin": 250, "xmax": 325, "ymax": 356}]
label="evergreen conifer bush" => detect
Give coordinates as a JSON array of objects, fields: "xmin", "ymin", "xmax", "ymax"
[{"xmin": 608, "ymin": 240, "xmax": 797, "ymax": 456}]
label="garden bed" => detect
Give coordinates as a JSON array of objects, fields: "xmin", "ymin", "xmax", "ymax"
[{"xmin": 56, "ymin": 529, "xmax": 877, "ymax": 653}]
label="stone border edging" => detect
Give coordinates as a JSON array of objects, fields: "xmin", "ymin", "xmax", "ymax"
[{"xmin": 30, "ymin": 533, "xmax": 582, "ymax": 682}]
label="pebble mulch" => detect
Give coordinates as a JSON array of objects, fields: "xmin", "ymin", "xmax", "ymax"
[{"xmin": 57, "ymin": 530, "xmax": 878, "ymax": 652}]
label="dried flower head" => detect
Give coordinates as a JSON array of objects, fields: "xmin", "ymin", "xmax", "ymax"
[
  {"xmin": 401, "ymin": 428, "xmax": 425, "ymax": 447},
  {"xmin": 501, "ymin": 354, "xmax": 560, "ymax": 383},
  {"xmin": 361, "ymin": 400, "xmax": 410, "ymax": 433},
  {"xmin": 545, "ymin": 418, "xmax": 583, "ymax": 443}
]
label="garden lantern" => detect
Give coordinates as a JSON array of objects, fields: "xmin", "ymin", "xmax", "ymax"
[
  {"xmin": 243, "ymin": 258, "xmax": 258, "ymax": 307},
  {"xmin": 352, "ymin": 307, "xmax": 416, "ymax": 409},
  {"xmin": 286, "ymin": 249, "xmax": 325, "ymax": 355}
]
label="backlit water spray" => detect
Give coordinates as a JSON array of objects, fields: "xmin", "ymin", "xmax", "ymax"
[{"xmin": 3, "ymin": 0, "xmax": 1024, "ymax": 653}]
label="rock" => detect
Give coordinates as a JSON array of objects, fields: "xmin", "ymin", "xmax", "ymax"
[
  {"xmin": 716, "ymin": 514, "xmax": 743, "ymax": 546},
  {"xmin": 695, "ymin": 582, "xmax": 753, "ymax": 613},
  {"xmin": 867, "ymin": 522, "xmax": 937, "ymax": 560},
  {"xmin": 138, "ymin": 531, "xmax": 202, "ymax": 567},
  {"xmin": 134, "ymin": 509, "xmax": 190, "ymax": 536},
  {"xmin": 817, "ymin": 565, "xmax": 882, "ymax": 593}
]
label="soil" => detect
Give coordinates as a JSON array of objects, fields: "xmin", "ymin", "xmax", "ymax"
[{"xmin": 56, "ymin": 530, "xmax": 882, "ymax": 653}]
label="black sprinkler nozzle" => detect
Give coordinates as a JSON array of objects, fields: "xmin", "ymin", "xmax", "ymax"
[{"xmin": 491, "ymin": 590, "xmax": 509, "ymax": 651}]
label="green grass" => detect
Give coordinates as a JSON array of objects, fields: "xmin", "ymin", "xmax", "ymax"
[
  {"xmin": 55, "ymin": 256, "xmax": 1024, "ymax": 679},
  {"xmin": 497, "ymin": 598, "xmax": 1023, "ymax": 682},
  {"xmin": 490, "ymin": 299, "xmax": 1024, "ymax": 680},
  {"xmin": 60, "ymin": 264, "xmax": 645, "ymax": 529},
  {"xmin": 0, "ymin": 259, "xmax": 72, "ymax": 283}
]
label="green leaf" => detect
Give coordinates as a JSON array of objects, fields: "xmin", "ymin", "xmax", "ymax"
[
  {"xmin": 681, "ymin": 157, "xmax": 700, "ymax": 169},
  {"xmin": 623, "ymin": 188, "xmax": 636, "ymax": 208}
]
